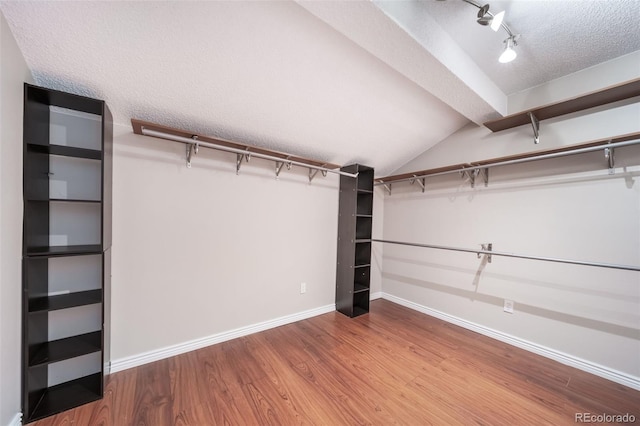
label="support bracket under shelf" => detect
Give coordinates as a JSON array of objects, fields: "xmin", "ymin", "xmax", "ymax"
[
  {"xmin": 236, "ymin": 149, "xmax": 251, "ymax": 175},
  {"xmin": 275, "ymin": 159, "xmax": 292, "ymax": 179},
  {"xmin": 478, "ymin": 243, "xmax": 493, "ymax": 263},
  {"xmin": 186, "ymin": 136, "xmax": 199, "ymax": 168},
  {"xmin": 605, "ymin": 140, "xmax": 615, "ymax": 174},
  {"xmin": 461, "ymin": 168, "xmax": 489, "ymax": 188},
  {"xmin": 410, "ymin": 175, "xmax": 426, "ymax": 192},
  {"xmin": 528, "ymin": 112, "xmax": 540, "ymax": 145},
  {"xmin": 309, "ymin": 165, "xmax": 328, "ymax": 183}
]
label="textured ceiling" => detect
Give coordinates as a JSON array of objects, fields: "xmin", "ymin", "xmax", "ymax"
[
  {"xmin": 1, "ymin": 1, "xmax": 638, "ymax": 176},
  {"xmin": 411, "ymin": 0, "xmax": 640, "ymax": 95}
]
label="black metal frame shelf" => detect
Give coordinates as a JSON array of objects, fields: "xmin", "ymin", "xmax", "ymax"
[
  {"xmin": 28, "ymin": 373, "xmax": 102, "ymax": 423},
  {"xmin": 26, "ymin": 245, "xmax": 103, "ymax": 257},
  {"xmin": 28, "ymin": 331, "xmax": 102, "ymax": 367},
  {"xmin": 336, "ymin": 164, "xmax": 374, "ymax": 318},
  {"xmin": 26, "ymin": 143, "xmax": 102, "ymax": 160},
  {"xmin": 29, "ymin": 289, "xmax": 102, "ymax": 313},
  {"xmin": 22, "ymin": 83, "xmax": 112, "ymax": 423}
]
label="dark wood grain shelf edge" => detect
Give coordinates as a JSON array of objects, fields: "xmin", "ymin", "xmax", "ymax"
[
  {"xmin": 27, "ymin": 198, "xmax": 101, "ymax": 203},
  {"xmin": 27, "ymin": 143, "xmax": 102, "ymax": 160},
  {"xmin": 29, "ymin": 289, "xmax": 102, "ymax": 313},
  {"xmin": 131, "ymin": 118, "xmax": 341, "ymax": 169},
  {"xmin": 484, "ymin": 78, "xmax": 640, "ymax": 132},
  {"xmin": 26, "ymin": 245, "xmax": 103, "ymax": 257},
  {"xmin": 354, "ymin": 284, "xmax": 370, "ymax": 293},
  {"xmin": 375, "ymin": 131, "xmax": 640, "ymax": 184},
  {"xmin": 29, "ymin": 331, "xmax": 101, "ymax": 367}
]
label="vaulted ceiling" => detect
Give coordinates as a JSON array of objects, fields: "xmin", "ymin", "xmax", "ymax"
[{"xmin": 2, "ymin": 1, "xmax": 639, "ymax": 176}]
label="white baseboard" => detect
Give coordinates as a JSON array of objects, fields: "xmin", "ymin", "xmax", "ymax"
[
  {"xmin": 110, "ymin": 303, "xmax": 335, "ymax": 373},
  {"xmin": 8, "ymin": 412, "xmax": 22, "ymax": 426},
  {"xmin": 382, "ymin": 292, "xmax": 640, "ymax": 391},
  {"xmin": 370, "ymin": 291, "xmax": 383, "ymax": 300}
]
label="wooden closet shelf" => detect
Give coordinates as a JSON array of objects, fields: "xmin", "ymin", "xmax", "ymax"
[
  {"xmin": 375, "ymin": 132, "xmax": 640, "ymax": 184},
  {"xmin": 131, "ymin": 119, "xmax": 341, "ymax": 170},
  {"xmin": 484, "ymin": 78, "xmax": 640, "ymax": 132}
]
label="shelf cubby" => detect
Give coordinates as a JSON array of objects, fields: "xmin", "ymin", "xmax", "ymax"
[
  {"xmin": 28, "ymin": 373, "xmax": 102, "ymax": 423},
  {"xmin": 356, "ymin": 216, "xmax": 372, "ymax": 240},
  {"xmin": 29, "ymin": 290, "xmax": 102, "ymax": 313},
  {"xmin": 356, "ymin": 192, "xmax": 373, "ymax": 216},
  {"xmin": 29, "ymin": 331, "xmax": 102, "ymax": 367},
  {"xmin": 355, "ymin": 241, "xmax": 372, "ymax": 266}
]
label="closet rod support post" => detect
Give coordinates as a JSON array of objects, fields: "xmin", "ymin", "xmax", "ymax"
[
  {"xmin": 461, "ymin": 169, "xmax": 480, "ymax": 188},
  {"xmin": 410, "ymin": 175, "xmax": 426, "ymax": 192},
  {"xmin": 480, "ymin": 168, "xmax": 489, "ymax": 187},
  {"xmin": 605, "ymin": 141, "xmax": 615, "ymax": 174},
  {"xmin": 478, "ymin": 243, "xmax": 493, "ymax": 263},
  {"xmin": 528, "ymin": 112, "xmax": 540, "ymax": 144},
  {"xmin": 186, "ymin": 135, "xmax": 199, "ymax": 168},
  {"xmin": 275, "ymin": 161, "xmax": 285, "ymax": 178},
  {"xmin": 309, "ymin": 164, "xmax": 328, "ymax": 183}
]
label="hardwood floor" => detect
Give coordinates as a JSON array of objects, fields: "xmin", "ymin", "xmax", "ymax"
[{"xmin": 30, "ymin": 299, "xmax": 639, "ymax": 425}]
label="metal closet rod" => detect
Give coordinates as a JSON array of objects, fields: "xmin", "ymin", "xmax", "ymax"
[
  {"xmin": 375, "ymin": 138, "xmax": 640, "ymax": 185},
  {"xmin": 372, "ymin": 239, "xmax": 640, "ymax": 272},
  {"xmin": 141, "ymin": 127, "xmax": 359, "ymax": 179}
]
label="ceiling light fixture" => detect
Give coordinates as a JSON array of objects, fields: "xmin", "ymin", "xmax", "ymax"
[
  {"xmin": 441, "ymin": 0, "xmax": 520, "ymax": 63},
  {"xmin": 490, "ymin": 10, "xmax": 505, "ymax": 32},
  {"xmin": 469, "ymin": 1, "xmax": 506, "ymax": 32},
  {"xmin": 498, "ymin": 35, "xmax": 518, "ymax": 63}
]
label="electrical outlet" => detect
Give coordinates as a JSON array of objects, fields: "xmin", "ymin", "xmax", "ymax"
[
  {"xmin": 300, "ymin": 282, "xmax": 307, "ymax": 294},
  {"xmin": 503, "ymin": 299, "xmax": 514, "ymax": 314}
]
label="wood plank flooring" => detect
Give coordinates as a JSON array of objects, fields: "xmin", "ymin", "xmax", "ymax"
[{"xmin": 30, "ymin": 299, "xmax": 639, "ymax": 425}]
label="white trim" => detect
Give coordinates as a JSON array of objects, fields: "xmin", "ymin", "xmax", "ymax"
[
  {"xmin": 8, "ymin": 412, "xmax": 22, "ymax": 426},
  {"xmin": 110, "ymin": 303, "xmax": 335, "ymax": 373},
  {"xmin": 381, "ymin": 292, "xmax": 640, "ymax": 391},
  {"xmin": 370, "ymin": 291, "xmax": 383, "ymax": 300}
]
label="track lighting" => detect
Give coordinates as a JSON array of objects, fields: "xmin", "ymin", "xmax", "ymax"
[
  {"xmin": 476, "ymin": 4, "xmax": 492, "ymax": 26},
  {"xmin": 490, "ymin": 10, "xmax": 505, "ymax": 32},
  {"xmin": 476, "ymin": 3, "xmax": 505, "ymax": 32},
  {"xmin": 498, "ymin": 35, "xmax": 518, "ymax": 63},
  {"xmin": 440, "ymin": 0, "xmax": 519, "ymax": 63}
]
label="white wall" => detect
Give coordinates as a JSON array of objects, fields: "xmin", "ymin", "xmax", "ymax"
[
  {"xmin": 508, "ymin": 51, "xmax": 640, "ymax": 114},
  {"xmin": 371, "ymin": 186, "xmax": 384, "ymax": 296},
  {"xmin": 0, "ymin": 11, "xmax": 33, "ymax": 426},
  {"xmin": 383, "ymin": 82, "xmax": 640, "ymax": 384},
  {"xmin": 110, "ymin": 126, "xmax": 378, "ymax": 363}
]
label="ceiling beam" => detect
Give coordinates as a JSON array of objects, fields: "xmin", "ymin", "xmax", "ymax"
[{"xmin": 297, "ymin": 0, "xmax": 507, "ymax": 125}]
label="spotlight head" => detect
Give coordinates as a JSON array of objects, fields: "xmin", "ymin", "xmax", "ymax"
[
  {"xmin": 477, "ymin": 4, "xmax": 492, "ymax": 26},
  {"xmin": 499, "ymin": 36, "xmax": 518, "ymax": 63},
  {"xmin": 490, "ymin": 10, "xmax": 505, "ymax": 31}
]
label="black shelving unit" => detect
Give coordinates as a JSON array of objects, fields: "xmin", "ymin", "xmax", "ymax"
[
  {"xmin": 336, "ymin": 164, "xmax": 374, "ymax": 317},
  {"xmin": 22, "ymin": 83, "xmax": 112, "ymax": 423}
]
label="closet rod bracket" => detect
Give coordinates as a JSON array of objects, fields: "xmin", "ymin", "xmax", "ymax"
[
  {"xmin": 381, "ymin": 182, "xmax": 392, "ymax": 195},
  {"xmin": 461, "ymin": 169, "xmax": 481, "ymax": 188},
  {"xmin": 186, "ymin": 135, "xmax": 199, "ymax": 168},
  {"xmin": 528, "ymin": 112, "xmax": 540, "ymax": 144},
  {"xmin": 410, "ymin": 175, "xmax": 426, "ymax": 192},
  {"xmin": 605, "ymin": 140, "xmax": 615, "ymax": 174},
  {"xmin": 309, "ymin": 165, "xmax": 329, "ymax": 183},
  {"xmin": 275, "ymin": 161, "xmax": 284, "ymax": 178},
  {"xmin": 275, "ymin": 159, "xmax": 293, "ymax": 179},
  {"xmin": 236, "ymin": 148, "xmax": 251, "ymax": 175},
  {"xmin": 480, "ymin": 168, "xmax": 489, "ymax": 187},
  {"xmin": 478, "ymin": 243, "xmax": 492, "ymax": 263}
]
